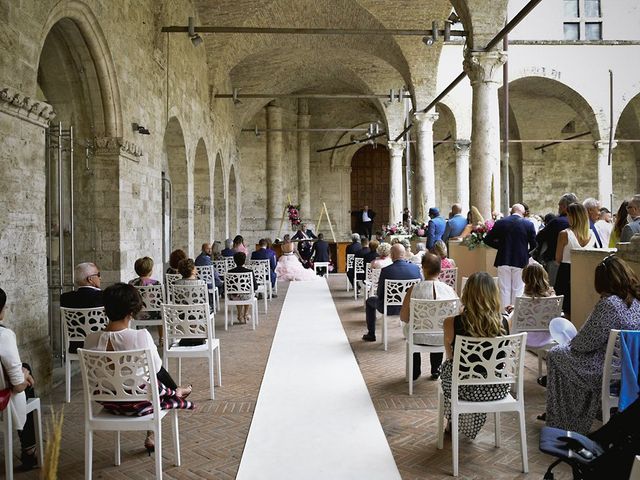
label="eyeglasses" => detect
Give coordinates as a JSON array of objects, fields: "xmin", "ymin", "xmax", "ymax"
[{"xmin": 86, "ymin": 272, "xmax": 101, "ymax": 280}]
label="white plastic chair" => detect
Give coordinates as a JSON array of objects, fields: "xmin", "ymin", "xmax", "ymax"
[
  {"xmin": 225, "ymin": 256, "xmax": 236, "ymax": 272},
  {"xmin": 78, "ymin": 348, "xmax": 181, "ymax": 480},
  {"xmin": 132, "ymin": 284, "xmax": 166, "ymax": 330},
  {"xmin": 313, "ymin": 262, "xmax": 330, "ymax": 276},
  {"xmin": 195, "ymin": 265, "xmax": 219, "ymax": 313},
  {"xmin": 438, "ymin": 267, "xmax": 458, "ymax": 291},
  {"xmin": 346, "ymin": 254, "xmax": 355, "ymax": 291},
  {"xmin": 406, "ymin": 298, "xmax": 460, "ymax": 395},
  {"xmin": 436, "ymin": 333, "xmax": 529, "ymax": 477},
  {"xmin": 353, "ymin": 257, "xmax": 365, "ymax": 300},
  {"xmin": 382, "ymin": 278, "xmax": 420, "ymax": 351},
  {"xmin": 248, "ymin": 259, "xmax": 270, "ymax": 313},
  {"xmin": 0, "ymin": 363, "xmax": 44, "ymax": 480},
  {"xmin": 212, "ymin": 260, "xmax": 227, "ymax": 279},
  {"xmin": 61, "ymin": 306, "xmax": 109, "ymax": 403},
  {"xmin": 162, "ymin": 303, "xmax": 221, "ymax": 400},
  {"xmin": 602, "ymin": 329, "xmax": 622, "ymax": 424},
  {"xmin": 366, "ymin": 268, "xmax": 381, "ymax": 300},
  {"xmin": 224, "ymin": 272, "xmax": 258, "ymax": 330},
  {"xmin": 510, "ymin": 295, "xmax": 564, "ymax": 376},
  {"xmin": 164, "ymin": 273, "xmax": 182, "ymax": 303}
]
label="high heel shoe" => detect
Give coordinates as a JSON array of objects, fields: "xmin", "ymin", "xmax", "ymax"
[{"xmin": 144, "ymin": 434, "xmax": 155, "ymax": 456}]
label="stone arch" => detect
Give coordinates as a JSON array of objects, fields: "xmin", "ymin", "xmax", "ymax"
[
  {"xmin": 213, "ymin": 152, "xmax": 225, "ymax": 242},
  {"xmin": 194, "ymin": 138, "xmax": 211, "ymax": 249},
  {"xmin": 39, "ymin": 1, "xmax": 122, "ymax": 137},
  {"xmin": 164, "ymin": 117, "xmax": 191, "ymax": 254},
  {"xmin": 499, "ymin": 76, "xmax": 601, "ymax": 212},
  {"xmin": 613, "ymin": 92, "xmax": 640, "ymax": 201},
  {"xmin": 227, "ymin": 164, "xmax": 239, "ymax": 237}
]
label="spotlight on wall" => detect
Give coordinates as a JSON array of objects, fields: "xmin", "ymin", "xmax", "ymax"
[
  {"xmin": 132, "ymin": 123, "xmax": 150, "ymax": 135},
  {"xmin": 188, "ymin": 17, "xmax": 203, "ymax": 47},
  {"xmin": 422, "ymin": 35, "xmax": 434, "ymax": 46}
]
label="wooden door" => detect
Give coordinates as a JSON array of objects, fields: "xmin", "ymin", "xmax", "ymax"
[{"xmin": 350, "ymin": 144, "xmax": 389, "ymax": 233}]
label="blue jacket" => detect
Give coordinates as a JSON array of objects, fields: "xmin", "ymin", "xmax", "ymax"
[
  {"xmin": 375, "ymin": 260, "xmax": 421, "ymax": 315},
  {"xmin": 442, "ymin": 214, "xmax": 468, "ymax": 243},
  {"xmin": 483, "ymin": 214, "xmax": 536, "ymax": 268},
  {"xmin": 427, "ymin": 215, "xmax": 446, "ymax": 250},
  {"xmin": 251, "ymin": 247, "xmax": 277, "ymax": 286},
  {"xmin": 194, "ymin": 252, "xmax": 223, "ymax": 288}
]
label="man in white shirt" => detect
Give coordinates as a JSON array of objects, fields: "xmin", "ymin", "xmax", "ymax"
[{"xmin": 595, "ymin": 207, "xmax": 613, "ymax": 247}]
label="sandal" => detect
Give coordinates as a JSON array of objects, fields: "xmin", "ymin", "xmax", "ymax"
[
  {"xmin": 18, "ymin": 447, "xmax": 38, "ymax": 471},
  {"xmin": 176, "ymin": 384, "xmax": 193, "ymax": 399},
  {"xmin": 144, "ymin": 432, "xmax": 155, "ymax": 456}
]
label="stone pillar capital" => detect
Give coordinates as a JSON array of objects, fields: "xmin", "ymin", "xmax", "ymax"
[
  {"xmin": 387, "ymin": 140, "xmax": 406, "ymax": 157},
  {"xmin": 412, "ymin": 111, "xmax": 439, "ymax": 131},
  {"xmin": 0, "ymin": 86, "xmax": 56, "ymax": 128},
  {"xmin": 463, "ymin": 50, "xmax": 507, "ymax": 85},
  {"xmin": 594, "ymin": 140, "xmax": 617, "ymax": 151},
  {"xmin": 454, "ymin": 139, "xmax": 471, "ymax": 152}
]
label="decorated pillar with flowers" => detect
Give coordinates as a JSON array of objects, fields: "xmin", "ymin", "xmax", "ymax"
[{"xmin": 388, "ymin": 140, "xmax": 405, "ymax": 225}]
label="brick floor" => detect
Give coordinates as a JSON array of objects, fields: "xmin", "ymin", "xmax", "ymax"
[{"xmin": 7, "ymin": 276, "xmax": 573, "ymax": 479}]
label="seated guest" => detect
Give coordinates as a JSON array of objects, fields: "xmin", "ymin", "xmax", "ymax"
[
  {"xmin": 175, "ymin": 258, "xmax": 204, "ymax": 286},
  {"xmin": 166, "ymin": 249, "xmax": 187, "ymax": 274},
  {"xmin": 349, "ymin": 238, "xmax": 371, "ymax": 286},
  {"xmin": 0, "ymin": 288, "xmax": 39, "ymax": 470},
  {"xmin": 194, "ymin": 243, "xmax": 223, "ymax": 291},
  {"xmin": 362, "ymin": 244, "xmax": 421, "ymax": 342},
  {"xmin": 410, "ymin": 242, "xmax": 426, "ymax": 265},
  {"xmin": 84, "ymin": 283, "xmax": 194, "ymax": 454},
  {"xmin": 221, "ymin": 239, "xmax": 235, "ymax": 257},
  {"xmin": 433, "ymin": 240, "xmax": 456, "ymax": 269},
  {"xmin": 211, "ymin": 241, "xmax": 224, "ymax": 260},
  {"xmin": 546, "ymin": 255, "xmax": 640, "ymax": 434},
  {"xmin": 227, "ymin": 252, "xmax": 258, "ymax": 324},
  {"xmin": 252, "ymin": 238, "xmax": 277, "ymax": 292},
  {"xmin": 346, "ymin": 233, "xmax": 362, "ymax": 286},
  {"xmin": 310, "ymin": 233, "xmax": 331, "ymax": 276},
  {"xmin": 400, "ymin": 253, "xmax": 459, "ymax": 380},
  {"xmin": 400, "ymin": 238, "xmax": 413, "ymax": 260},
  {"xmin": 129, "ymin": 256, "xmax": 163, "ymax": 345},
  {"xmin": 363, "ymin": 239, "xmax": 380, "ymax": 264},
  {"xmin": 371, "ymin": 242, "xmax": 393, "ymax": 269},
  {"xmin": 233, "ymin": 235, "xmax": 248, "ymax": 255},
  {"xmin": 61, "ymin": 262, "xmax": 104, "ymax": 354},
  {"xmin": 441, "ymin": 272, "xmax": 510, "ymax": 439}
]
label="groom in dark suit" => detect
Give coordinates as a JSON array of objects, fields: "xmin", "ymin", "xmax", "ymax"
[{"xmin": 292, "ymin": 223, "xmax": 317, "ymax": 263}]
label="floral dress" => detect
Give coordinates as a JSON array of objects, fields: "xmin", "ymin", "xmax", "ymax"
[{"xmin": 546, "ymin": 295, "xmax": 640, "ymax": 433}]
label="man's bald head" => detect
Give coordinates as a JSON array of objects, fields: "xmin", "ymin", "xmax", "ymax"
[
  {"xmin": 390, "ymin": 243, "xmax": 405, "ymax": 261},
  {"xmin": 511, "ymin": 204, "xmax": 525, "ymax": 216},
  {"xmin": 451, "ymin": 203, "xmax": 462, "ymax": 215}
]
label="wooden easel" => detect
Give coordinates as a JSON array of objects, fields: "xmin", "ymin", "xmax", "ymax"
[{"xmin": 316, "ymin": 202, "xmax": 337, "ymax": 243}]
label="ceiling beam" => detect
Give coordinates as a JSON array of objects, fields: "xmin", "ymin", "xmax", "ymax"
[{"xmin": 161, "ymin": 25, "xmax": 467, "ymax": 37}]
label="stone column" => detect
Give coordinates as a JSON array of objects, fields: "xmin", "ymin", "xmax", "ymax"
[
  {"xmin": 266, "ymin": 102, "xmax": 283, "ymax": 230},
  {"xmin": 463, "ymin": 50, "xmax": 507, "ymax": 219},
  {"xmin": 388, "ymin": 140, "xmax": 405, "ymax": 224},
  {"xmin": 454, "ymin": 140, "xmax": 471, "ymax": 214},
  {"xmin": 595, "ymin": 140, "xmax": 617, "ymax": 211},
  {"xmin": 297, "ymin": 99, "xmax": 311, "ymax": 220},
  {"xmin": 412, "ymin": 112, "xmax": 439, "ymax": 221}
]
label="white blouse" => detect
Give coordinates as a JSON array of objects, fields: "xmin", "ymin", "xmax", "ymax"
[
  {"xmin": 0, "ymin": 325, "xmax": 27, "ymax": 429},
  {"xmin": 84, "ymin": 328, "xmax": 162, "ymax": 374},
  {"xmin": 403, "ymin": 280, "xmax": 459, "ymax": 345}
]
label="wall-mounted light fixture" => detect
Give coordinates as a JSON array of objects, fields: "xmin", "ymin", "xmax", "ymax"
[
  {"xmin": 188, "ymin": 17, "xmax": 203, "ymax": 47},
  {"xmin": 132, "ymin": 123, "xmax": 150, "ymax": 135}
]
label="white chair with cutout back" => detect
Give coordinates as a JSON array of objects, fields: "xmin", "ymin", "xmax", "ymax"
[
  {"xmin": 406, "ymin": 298, "xmax": 460, "ymax": 395},
  {"xmin": 225, "ymin": 256, "xmax": 236, "ymax": 273},
  {"xmin": 132, "ymin": 284, "xmax": 166, "ymax": 330},
  {"xmin": 170, "ymin": 282, "xmax": 214, "ymax": 322},
  {"xmin": 382, "ymin": 278, "xmax": 420, "ymax": 351},
  {"xmin": 78, "ymin": 348, "xmax": 181, "ymax": 480},
  {"xmin": 248, "ymin": 259, "xmax": 270, "ymax": 313},
  {"xmin": 353, "ymin": 257, "xmax": 365, "ymax": 300},
  {"xmin": 162, "ymin": 303, "xmax": 221, "ymax": 400},
  {"xmin": 366, "ymin": 268, "xmax": 381, "ymax": 300},
  {"xmin": 195, "ymin": 265, "xmax": 219, "ymax": 313},
  {"xmin": 164, "ymin": 273, "xmax": 182, "ymax": 303},
  {"xmin": 510, "ymin": 295, "xmax": 564, "ymax": 376},
  {"xmin": 224, "ymin": 272, "xmax": 258, "ymax": 330},
  {"xmin": 313, "ymin": 262, "xmax": 330, "ymax": 276},
  {"xmin": 61, "ymin": 306, "xmax": 109, "ymax": 403},
  {"xmin": 346, "ymin": 254, "xmax": 355, "ymax": 292},
  {"xmin": 212, "ymin": 260, "xmax": 227, "ymax": 280},
  {"xmin": 438, "ymin": 267, "xmax": 458, "ymax": 291},
  {"xmin": 602, "ymin": 329, "xmax": 621, "ymax": 424},
  {"xmin": 436, "ymin": 333, "xmax": 529, "ymax": 477},
  {"xmin": 0, "ymin": 362, "xmax": 44, "ymax": 480}
]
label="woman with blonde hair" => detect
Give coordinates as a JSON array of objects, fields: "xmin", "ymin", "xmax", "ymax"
[
  {"xmin": 554, "ymin": 203, "xmax": 596, "ymax": 317},
  {"xmin": 371, "ymin": 242, "xmax": 392, "ymax": 269},
  {"xmin": 441, "ymin": 272, "xmax": 509, "ymax": 439}
]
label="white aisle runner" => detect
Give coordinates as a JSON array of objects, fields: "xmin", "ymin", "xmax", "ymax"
[{"xmin": 236, "ymin": 280, "xmax": 401, "ymax": 480}]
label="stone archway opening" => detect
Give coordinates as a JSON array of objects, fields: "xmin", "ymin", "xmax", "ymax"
[
  {"xmin": 213, "ymin": 153, "xmax": 225, "ymax": 241},
  {"xmin": 614, "ymin": 93, "xmax": 640, "ymax": 204},
  {"xmin": 228, "ymin": 165, "xmax": 239, "ymax": 237},
  {"xmin": 194, "ymin": 139, "xmax": 211, "ymax": 249},
  {"xmin": 350, "ymin": 144, "xmax": 390, "ymax": 234},
  {"xmin": 164, "ymin": 117, "xmax": 191, "ymax": 254}
]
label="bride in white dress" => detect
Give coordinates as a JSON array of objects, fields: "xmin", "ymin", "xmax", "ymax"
[{"xmin": 275, "ymin": 235, "xmax": 320, "ymax": 281}]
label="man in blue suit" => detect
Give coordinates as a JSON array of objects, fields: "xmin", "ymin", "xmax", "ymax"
[
  {"xmin": 426, "ymin": 207, "xmax": 446, "ymax": 250},
  {"xmin": 442, "ymin": 203, "xmax": 468, "ymax": 244},
  {"xmin": 363, "ymin": 244, "xmax": 421, "ymax": 342},
  {"xmin": 483, "ymin": 203, "xmax": 537, "ymax": 309},
  {"xmin": 194, "ymin": 242, "xmax": 223, "ymax": 299},
  {"xmin": 251, "ymin": 238, "xmax": 277, "ymax": 294}
]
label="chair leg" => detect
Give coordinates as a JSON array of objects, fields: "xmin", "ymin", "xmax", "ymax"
[
  {"xmin": 85, "ymin": 429, "xmax": 93, "ymax": 480},
  {"xmin": 408, "ymin": 345, "xmax": 413, "ymax": 395},
  {"xmin": 224, "ymin": 303, "xmax": 229, "ymax": 331},
  {"xmin": 263, "ymin": 291, "xmax": 268, "ymax": 313},
  {"xmin": 252, "ymin": 302, "xmax": 256, "ymax": 330},
  {"xmin": 383, "ymin": 315, "xmax": 388, "ymax": 351},
  {"xmin": 4, "ymin": 405, "xmax": 13, "ymax": 480},
  {"xmin": 66, "ymin": 358, "xmax": 72, "ymax": 403},
  {"xmin": 208, "ymin": 354, "xmax": 215, "ymax": 400},
  {"xmin": 494, "ymin": 412, "xmax": 501, "ymax": 448},
  {"xmin": 436, "ymin": 390, "xmax": 444, "ymax": 449},
  {"xmin": 172, "ymin": 411, "xmax": 181, "ymax": 467},
  {"xmin": 452, "ymin": 412, "xmax": 459, "ymax": 477},
  {"xmin": 34, "ymin": 406, "xmax": 44, "ymax": 470},
  {"xmin": 154, "ymin": 426, "xmax": 163, "ymax": 480},
  {"xmin": 216, "ymin": 346, "xmax": 222, "ymax": 386},
  {"xmin": 518, "ymin": 409, "xmax": 529, "ymax": 473},
  {"xmin": 177, "ymin": 358, "xmax": 182, "ymax": 385},
  {"xmin": 114, "ymin": 431, "xmax": 121, "ymax": 465}
]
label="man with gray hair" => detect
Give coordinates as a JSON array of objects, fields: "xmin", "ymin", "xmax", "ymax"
[
  {"xmin": 483, "ymin": 204, "xmax": 537, "ymax": 309},
  {"xmin": 583, "ymin": 197, "xmax": 604, "ymax": 248},
  {"xmin": 536, "ymin": 192, "xmax": 578, "ymax": 284},
  {"xmin": 346, "ymin": 233, "xmax": 362, "ymax": 287},
  {"xmin": 221, "ymin": 238, "xmax": 235, "ymax": 257},
  {"xmin": 621, "ymin": 194, "xmax": 640, "ymax": 242}
]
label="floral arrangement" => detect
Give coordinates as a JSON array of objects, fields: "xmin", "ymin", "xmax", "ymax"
[
  {"xmin": 411, "ymin": 222, "xmax": 428, "ymax": 238},
  {"xmin": 462, "ymin": 219, "xmax": 495, "ymax": 250},
  {"xmin": 287, "ymin": 204, "xmax": 301, "ymax": 227},
  {"xmin": 381, "ymin": 222, "xmax": 411, "ymax": 238}
]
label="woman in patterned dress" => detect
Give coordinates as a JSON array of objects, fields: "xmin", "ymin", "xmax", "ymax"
[
  {"xmin": 441, "ymin": 272, "xmax": 510, "ymax": 439},
  {"xmin": 546, "ymin": 255, "xmax": 640, "ymax": 433}
]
